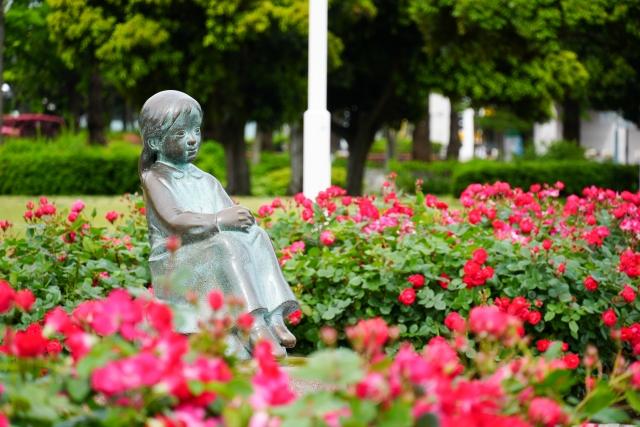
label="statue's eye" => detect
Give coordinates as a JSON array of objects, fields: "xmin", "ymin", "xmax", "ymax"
[
  {"xmin": 175, "ymin": 130, "xmax": 186, "ymax": 137},
  {"xmin": 194, "ymin": 127, "xmax": 201, "ymax": 135}
]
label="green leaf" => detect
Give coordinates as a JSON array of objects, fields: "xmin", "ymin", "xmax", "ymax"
[
  {"xmin": 589, "ymin": 407, "xmax": 630, "ymax": 424},
  {"xmin": 293, "ymin": 348, "xmax": 364, "ymax": 387},
  {"xmin": 579, "ymin": 383, "xmax": 617, "ymax": 418},
  {"xmin": 66, "ymin": 377, "xmax": 91, "ymax": 402},
  {"xmin": 625, "ymin": 390, "xmax": 640, "ymax": 413},
  {"xmin": 377, "ymin": 400, "xmax": 412, "ymax": 427},
  {"xmin": 535, "ymin": 369, "xmax": 576, "ymax": 395}
]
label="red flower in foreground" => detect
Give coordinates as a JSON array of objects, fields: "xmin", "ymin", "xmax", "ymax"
[
  {"xmin": 14, "ymin": 289, "xmax": 36, "ymax": 312},
  {"xmin": 320, "ymin": 230, "xmax": 336, "ymax": 246},
  {"xmin": 536, "ymin": 339, "xmax": 551, "ymax": 352},
  {"xmin": 287, "ymin": 309, "xmax": 302, "ymax": 325},
  {"xmin": 444, "ymin": 312, "xmax": 466, "ymax": 333},
  {"xmin": 602, "ymin": 309, "xmax": 617, "ymax": 327},
  {"xmin": 528, "ymin": 397, "xmax": 567, "ymax": 427},
  {"xmin": 236, "ymin": 313, "xmax": 254, "ymax": 331},
  {"xmin": 407, "ymin": 274, "xmax": 425, "ymax": 288},
  {"xmin": 208, "ymin": 290, "xmax": 224, "ymax": 311},
  {"xmin": 398, "ymin": 287, "xmax": 416, "ymax": 305},
  {"xmin": 105, "ymin": 211, "xmax": 119, "ymax": 223},
  {"xmin": 0, "ymin": 280, "xmax": 15, "ymax": 313}
]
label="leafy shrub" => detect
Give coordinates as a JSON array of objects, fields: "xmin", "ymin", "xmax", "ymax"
[
  {"xmin": 451, "ymin": 160, "xmax": 637, "ymax": 196},
  {"xmin": 389, "ymin": 159, "xmax": 456, "ymax": 194},
  {"xmin": 0, "ymin": 196, "xmax": 149, "ymax": 326},
  {"xmin": 257, "ymin": 182, "xmax": 640, "ymax": 368},
  {"xmin": 542, "ymin": 140, "xmax": 586, "ymax": 160}
]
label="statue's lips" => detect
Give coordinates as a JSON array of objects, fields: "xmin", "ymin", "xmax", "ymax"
[{"xmin": 187, "ymin": 150, "xmax": 198, "ymax": 157}]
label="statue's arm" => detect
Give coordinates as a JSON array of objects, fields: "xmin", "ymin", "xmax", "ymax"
[{"xmin": 143, "ymin": 173, "xmax": 219, "ymax": 237}]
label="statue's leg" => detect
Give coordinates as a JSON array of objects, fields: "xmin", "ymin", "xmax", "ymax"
[
  {"xmin": 211, "ymin": 233, "xmax": 287, "ymax": 357},
  {"xmin": 210, "ymin": 233, "xmax": 263, "ymax": 313},
  {"xmin": 246, "ymin": 227, "xmax": 299, "ymax": 348}
]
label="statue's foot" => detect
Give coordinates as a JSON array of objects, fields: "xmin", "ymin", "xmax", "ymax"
[
  {"xmin": 249, "ymin": 324, "xmax": 287, "ymax": 358},
  {"xmin": 268, "ymin": 316, "xmax": 297, "ymax": 349}
]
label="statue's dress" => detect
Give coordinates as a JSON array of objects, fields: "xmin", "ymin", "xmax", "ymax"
[{"xmin": 142, "ymin": 161, "xmax": 299, "ymax": 333}]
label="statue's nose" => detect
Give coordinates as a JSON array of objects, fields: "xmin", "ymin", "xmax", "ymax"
[{"xmin": 187, "ymin": 137, "xmax": 196, "ymax": 146}]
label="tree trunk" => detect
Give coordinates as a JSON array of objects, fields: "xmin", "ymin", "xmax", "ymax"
[
  {"xmin": 384, "ymin": 127, "xmax": 396, "ymax": 168},
  {"xmin": 260, "ymin": 129, "xmax": 274, "ymax": 151},
  {"xmin": 346, "ymin": 126, "xmax": 376, "ymax": 195},
  {"xmin": 288, "ymin": 121, "xmax": 303, "ymax": 195},
  {"xmin": 220, "ymin": 121, "xmax": 251, "ymax": 195},
  {"xmin": 446, "ymin": 100, "xmax": 461, "ymax": 160},
  {"xmin": 0, "ymin": 0, "xmax": 5, "ymax": 144},
  {"xmin": 412, "ymin": 111, "xmax": 432, "ymax": 161},
  {"xmin": 562, "ymin": 98, "xmax": 581, "ymax": 144},
  {"xmin": 87, "ymin": 67, "xmax": 107, "ymax": 145}
]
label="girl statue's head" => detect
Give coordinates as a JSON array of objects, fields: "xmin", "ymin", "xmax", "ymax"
[{"xmin": 138, "ymin": 90, "xmax": 203, "ymax": 175}]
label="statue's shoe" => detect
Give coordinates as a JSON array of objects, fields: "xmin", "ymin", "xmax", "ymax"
[
  {"xmin": 269, "ymin": 322, "xmax": 297, "ymax": 348},
  {"xmin": 249, "ymin": 325, "xmax": 287, "ymax": 358}
]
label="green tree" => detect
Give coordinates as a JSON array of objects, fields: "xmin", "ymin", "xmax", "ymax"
[
  {"xmin": 409, "ymin": 0, "xmax": 589, "ymax": 154},
  {"xmin": 46, "ymin": 0, "xmax": 171, "ymax": 144},
  {"xmin": 4, "ymin": 0, "xmax": 83, "ymax": 126},
  {"xmin": 170, "ymin": 0, "xmax": 308, "ymax": 195},
  {"xmin": 329, "ymin": 0, "xmax": 432, "ymax": 194},
  {"xmin": 559, "ymin": 0, "xmax": 640, "ymax": 142}
]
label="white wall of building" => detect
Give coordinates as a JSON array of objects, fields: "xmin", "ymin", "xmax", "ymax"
[{"xmin": 533, "ymin": 109, "xmax": 640, "ymax": 164}]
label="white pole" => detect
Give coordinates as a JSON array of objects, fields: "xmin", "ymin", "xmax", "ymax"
[
  {"xmin": 303, "ymin": 0, "xmax": 331, "ymax": 199},
  {"xmin": 459, "ymin": 108, "xmax": 475, "ymax": 161}
]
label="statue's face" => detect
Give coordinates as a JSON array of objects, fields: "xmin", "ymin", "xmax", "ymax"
[{"xmin": 160, "ymin": 109, "xmax": 202, "ymax": 165}]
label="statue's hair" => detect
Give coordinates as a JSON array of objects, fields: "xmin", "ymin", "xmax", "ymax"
[{"xmin": 138, "ymin": 90, "xmax": 203, "ymax": 176}]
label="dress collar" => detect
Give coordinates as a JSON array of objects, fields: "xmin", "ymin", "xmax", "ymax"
[{"xmin": 156, "ymin": 161, "xmax": 204, "ymax": 179}]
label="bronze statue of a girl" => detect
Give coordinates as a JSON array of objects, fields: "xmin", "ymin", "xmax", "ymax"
[{"xmin": 138, "ymin": 90, "xmax": 299, "ymax": 358}]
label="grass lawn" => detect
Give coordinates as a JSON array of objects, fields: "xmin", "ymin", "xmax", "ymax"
[{"xmin": 0, "ymin": 195, "xmax": 279, "ymax": 235}]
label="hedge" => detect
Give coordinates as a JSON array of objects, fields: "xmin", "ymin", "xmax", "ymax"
[
  {"xmin": 0, "ymin": 142, "xmax": 227, "ymax": 195},
  {"xmin": 451, "ymin": 160, "xmax": 639, "ymax": 196}
]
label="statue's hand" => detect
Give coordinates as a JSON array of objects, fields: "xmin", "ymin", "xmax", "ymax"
[{"xmin": 216, "ymin": 206, "xmax": 255, "ymax": 231}]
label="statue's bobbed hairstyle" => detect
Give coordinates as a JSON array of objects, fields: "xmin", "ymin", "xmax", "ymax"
[{"xmin": 138, "ymin": 90, "xmax": 203, "ymax": 176}]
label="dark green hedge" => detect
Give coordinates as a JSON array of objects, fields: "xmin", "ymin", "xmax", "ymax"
[
  {"xmin": 0, "ymin": 152, "xmax": 141, "ymax": 195},
  {"xmin": 0, "ymin": 141, "xmax": 227, "ymax": 195},
  {"xmin": 389, "ymin": 160, "xmax": 638, "ymax": 196},
  {"xmin": 451, "ymin": 161, "xmax": 639, "ymax": 196}
]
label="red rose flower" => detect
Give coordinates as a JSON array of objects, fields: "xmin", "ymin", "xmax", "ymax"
[
  {"xmin": 536, "ymin": 339, "xmax": 551, "ymax": 352},
  {"xmin": 398, "ymin": 287, "xmax": 416, "ymax": 305},
  {"xmin": 287, "ymin": 309, "xmax": 302, "ymax": 325},
  {"xmin": 444, "ymin": 312, "xmax": 466, "ymax": 333},
  {"xmin": 562, "ymin": 353, "xmax": 580, "ymax": 369},
  {"xmin": 0, "ymin": 280, "xmax": 15, "ymax": 313},
  {"xmin": 407, "ymin": 274, "xmax": 425, "ymax": 288},
  {"xmin": 583, "ymin": 276, "xmax": 598, "ymax": 292},
  {"xmin": 621, "ymin": 285, "xmax": 636, "ymax": 303},
  {"xmin": 105, "ymin": 210, "xmax": 119, "ymax": 223},
  {"xmin": 236, "ymin": 313, "xmax": 254, "ymax": 331},
  {"xmin": 542, "ymin": 239, "xmax": 552, "ymax": 250},
  {"xmin": 602, "ymin": 309, "xmax": 617, "ymax": 327},
  {"xmin": 472, "ymin": 248, "xmax": 488, "ymax": 264},
  {"xmin": 208, "ymin": 290, "xmax": 224, "ymax": 311},
  {"xmin": 527, "ymin": 310, "xmax": 542, "ymax": 325},
  {"xmin": 14, "ymin": 289, "xmax": 36, "ymax": 312}
]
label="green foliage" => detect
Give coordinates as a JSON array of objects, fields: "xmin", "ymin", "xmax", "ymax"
[
  {"xmin": 389, "ymin": 160, "xmax": 457, "ymax": 195},
  {"xmin": 451, "ymin": 161, "xmax": 637, "ymax": 196},
  {"xmin": 541, "ymin": 140, "xmax": 586, "ymax": 161}
]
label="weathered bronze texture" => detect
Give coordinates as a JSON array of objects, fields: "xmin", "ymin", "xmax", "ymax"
[{"xmin": 139, "ymin": 90, "xmax": 299, "ymax": 358}]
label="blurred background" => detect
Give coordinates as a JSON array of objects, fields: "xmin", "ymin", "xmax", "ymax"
[{"xmin": 1, "ymin": 0, "xmax": 639, "ymax": 198}]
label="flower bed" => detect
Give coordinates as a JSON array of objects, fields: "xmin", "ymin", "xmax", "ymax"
[
  {"xmin": 259, "ymin": 180, "xmax": 640, "ymax": 367},
  {"xmin": 0, "ymin": 285, "xmax": 639, "ymax": 426},
  {"xmin": 2, "ymin": 179, "xmax": 640, "ymax": 423}
]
